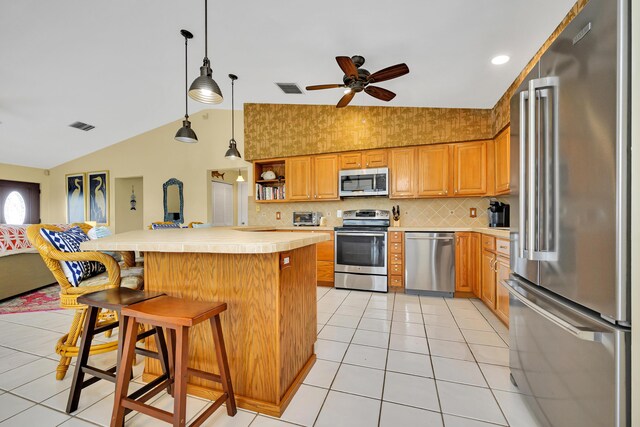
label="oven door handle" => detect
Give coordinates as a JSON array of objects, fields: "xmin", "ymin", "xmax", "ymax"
[{"xmin": 335, "ymin": 232, "xmax": 386, "ymax": 238}]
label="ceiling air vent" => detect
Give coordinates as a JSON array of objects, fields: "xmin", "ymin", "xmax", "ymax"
[
  {"xmin": 69, "ymin": 121, "xmax": 95, "ymax": 131},
  {"xmin": 275, "ymin": 83, "xmax": 303, "ymax": 94}
]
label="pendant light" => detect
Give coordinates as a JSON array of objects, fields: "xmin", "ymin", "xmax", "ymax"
[
  {"xmin": 189, "ymin": 0, "xmax": 223, "ymax": 104},
  {"xmin": 225, "ymin": 74, "xmax": 241, "ymax": 159},
  {"xmin": 236, "ymin": 169, "xmax": 245, "ymax": 182},
  {"xmin": 175, "ymin": 29, "xmax": 198, "ymax": 143}
]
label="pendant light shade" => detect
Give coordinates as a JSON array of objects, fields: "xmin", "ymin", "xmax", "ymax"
[
  {"xmin": 175, "ymin": 29, "xmax": 198, "ymax": 143},
  {"xmin": 225, "ymin": 74, "xmax": 241, "ymax": 159},
  {"xmin": 189, "ymin": 0, "xmax": 223, "ymax": 104},
  {"xmin": 236, "ymin": 169, "xmax": 245, "ymax": 182}
]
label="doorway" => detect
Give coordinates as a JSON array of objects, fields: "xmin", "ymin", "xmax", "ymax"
[
  {"xmin": 114, "ymin": 177, "xmax": 143, "ymax": 233},
  {"xmin": 211, "ymin": 181, "xmax": 233, "ymax": 226}
]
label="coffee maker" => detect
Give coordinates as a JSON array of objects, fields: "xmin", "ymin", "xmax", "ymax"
[{"xmin": 488, "ymin": 201, "xmax": 509, "ymax": 227}]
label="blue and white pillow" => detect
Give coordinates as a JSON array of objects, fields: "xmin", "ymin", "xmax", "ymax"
[
  {"xmin": 151, "ymin": 223, "xmax": 181, "ymax": 230},
  {"xmin": 39, "ymin": 226, "xmax": 106, "ymax": 286}
]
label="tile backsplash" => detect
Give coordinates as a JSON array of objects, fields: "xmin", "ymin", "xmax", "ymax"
[{"xmin": 248, "ymin": 197, "xmax": 492, "ymax": 228}]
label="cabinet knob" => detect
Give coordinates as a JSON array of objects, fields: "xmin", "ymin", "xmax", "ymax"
[
  {"xmin": 307, "ymin": 195, "xmax": 310, "ymax": 199},
  {"xmin": 314, "ymin": 194, "xmax": 317, "ymax": 199},
  {"xmin": 366, "ymin": 163, "xmax": 369, "ymax": 167},
  {"xmin": 439, "ymin": 192, "xmax": 444, "ymax": 195}
]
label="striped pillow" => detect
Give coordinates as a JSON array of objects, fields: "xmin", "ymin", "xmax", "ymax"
[{"xmin": 39, "ymin": 226, "xmax": 106, "ymax": 286}]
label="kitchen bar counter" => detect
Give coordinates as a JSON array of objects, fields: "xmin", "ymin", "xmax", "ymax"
[{"xmin": 81, "ymin": 227, "xmax": 325, "ymax": 416}]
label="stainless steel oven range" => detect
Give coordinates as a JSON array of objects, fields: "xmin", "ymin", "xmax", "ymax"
[{"xmin": 334, "ymin": 209, "xmax": 389, "ymax": 292}]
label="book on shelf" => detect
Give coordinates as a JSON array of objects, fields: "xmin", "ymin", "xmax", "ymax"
[{"xmin": 255, "ymin": 183, "xmax": 286, "ymax": 201}]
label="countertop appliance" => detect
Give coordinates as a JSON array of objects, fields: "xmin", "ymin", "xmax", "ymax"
[
  {"xmin": 292, "ymin": 211, "xmax": 322, "ymax": 226},
  {"xmin": 488, "ymin": 201, "xmax": 509, "ymax": 227},
  {"xmin": 334, "ymin": 209, "xmax": 389, "ymax": 292},
  {"xmin": 339, "ymin": 168, "xmax": 388, "ymax": 197},
  {"xmin": 404, "ymin": 232, "xmax": 455, "ymax": 297},
  {"xmin": 505, "ymin": 1, "xmax": 630, "ymax": 425}
]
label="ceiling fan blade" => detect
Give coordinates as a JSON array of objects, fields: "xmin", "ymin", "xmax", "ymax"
[
  {"xmin": 336, "ymin": 56, "xmax": 358, "ymax": 79},
  {"xmin": 305, "ymin": 84, "xmax": 343, "ymax": 91},
  {"xmin": 365, "ymin": 86, "xmax": 396, "ymax": 102},
  {"xmin": 336, "ymin": 91, "xmax": 356, "ymax": 108},
  {"xmin": 368, "ymin": 63, "xmax": 410, "ymax": 83}
]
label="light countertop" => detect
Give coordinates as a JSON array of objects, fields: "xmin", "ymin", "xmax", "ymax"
[
  {"xmin": 241, "ymin": 225, "xmax": 510, "ymax": 239},
  {"xmin": 80, "ymin": 227, "xmax": 329, "ymax": 254}
]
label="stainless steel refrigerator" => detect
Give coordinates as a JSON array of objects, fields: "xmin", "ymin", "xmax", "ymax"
[{"xmin": 504, "ymin": 0, "xmax": 631, "ymax": 426}]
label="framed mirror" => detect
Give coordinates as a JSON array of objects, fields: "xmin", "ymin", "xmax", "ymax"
[{"xmin": 163, "ymin": 178, "xmax": 184, "ymax": 223}]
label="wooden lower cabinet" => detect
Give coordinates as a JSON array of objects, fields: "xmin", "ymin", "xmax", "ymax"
[
  {"xmin": 388, "ymin": 231, "xmax": 404, "ymax": 291},
  {"xmin": 454, "ymin": 232, "xmax": 480, "ymax": 295},
  {"xmin": 495, "ymin": 256, "xmax": 510, "ymax": 324},
  {"xmin": 289, "ymin": 230, "xmax": 335, "ymax": 286},
  {"xmin": 480, "ymin": 249, "xmax": 496, "ymax": 308}
]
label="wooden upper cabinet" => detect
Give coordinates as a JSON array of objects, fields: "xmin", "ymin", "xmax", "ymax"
[
  {"xmin": 286, "ymin": 156, "xmax": 312, "ymax": 201},
  {"xmin": 494, "ymin": 127, "xmax": 510, "ymax": 195},
  {"xmin": 363, "ymin": 150, "xmax": 388, "ymax": 168},
  {"xmin": 313, "ymin": 154, "xmax": 339, "ymax": 200},
  {"xmin": 417, "ymin": 145, "xmax": 449, "ymax": 197},
  {"xmin": 390, "ymin": 147, "xmax": 416, "ymax": 198},
  {"xmin": 339, "ymin": 152, "xmax": 362, "ymax": 170},
  {"xmin": 453, "ymin": 141, "xmax": 487, "ymax": 196}
]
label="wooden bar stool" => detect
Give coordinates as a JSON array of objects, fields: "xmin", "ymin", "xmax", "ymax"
[
  {"xmin": 111, "ymin": 295, "xmax": 236, "ymax": 427},
  {"xmin": 67, "ymin": 288, "xmax": 170, "ymax": 414}
]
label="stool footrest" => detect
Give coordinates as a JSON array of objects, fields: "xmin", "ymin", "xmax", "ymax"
[
  {"xmin": 128, "ymin": 376, "xmax": 172, "ymax": 404},
  {"xmin": 189, "ymin": 394, "xmax": 228, "ymax": 427},
  {"xmin": 135, "ymin": 347, "xmax": 161, "ymax": 360},
  {"xmin": 82, "ymin": 366, "xmax": 116, "ymax": 383},
  {"xmin": 121, "ymin": 397, "xmax": 173, "ymax": 424},
  {"xmin": 92, "ymin": 321, "xmax": 118, "ymax": 335},
  {"xmin": 187, "ymin": 367, "xmax": 221, "ymax": 384},
  {"xmin": 136, "ymin": 328, "xmax": 156, "ymax": 340}
]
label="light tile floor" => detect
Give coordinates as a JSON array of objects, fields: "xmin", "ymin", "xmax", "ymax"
[{"xmin": 0, "ymin": 288, "xmax": 545, "ymax": 426}]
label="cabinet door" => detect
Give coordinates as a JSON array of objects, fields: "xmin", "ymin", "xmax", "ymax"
[
  {"xmin": 339, "ymin": 152, "xmax": 362, "ymax": 170},
  {"xmin": 389, "ymin": 147, "xmax": 416, "ymax": 198},
  {"xmin": 363, "ymin": 150, "xmax": 388, "ymax": 168},
  {"xmin": 481, "ymin": 249, "xmax": 496, "ymax": 308},
  {"xmin": 313, "ymin": 154, "xmax": 339, "ymax": 200},
  {"xmin": 453, "ymin": 141, "xmax": 487, "ymax": 196},
  {"xmin": 417, "ymin": 145, "xmax": 450, "ymax": 197},
  {"xmin": 287, "ymin": 157, "xmax": 312, "ymax": 201},
  {"xmin": 495, "ymin": 256, "xmax": 510, "ymax": 326},
  {"xmin": 455, "ymin": 233, "xmax": 473, "ymax": 293},
  {"xmin": 495, "ymin": 127, "xmax": 510, "ymax": 195},
  {"xmin": 455, "ymin": 232, "xmax": 480, "ymax": 294}
]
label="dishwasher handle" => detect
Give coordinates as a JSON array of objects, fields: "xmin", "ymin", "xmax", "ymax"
[{"xmin": 405, "ymin": 236, "xmax": 454, "ymax": 241}]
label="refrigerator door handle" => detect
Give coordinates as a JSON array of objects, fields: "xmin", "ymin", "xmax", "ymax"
[
  {"xmin": 518, "ymin": 90, "xmax": 529, "ymax": 259},
  {"xmin": 505, "ymin": 279, "xmax": 602, "ymax": 342},
  {"xmin": 527, "ymin": 77, "xmax": 559, "ymax": 262}
]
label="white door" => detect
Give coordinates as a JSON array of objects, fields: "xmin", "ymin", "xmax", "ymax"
[
  {"xmin": 237, "ymin": 182, "xmax": 248, "ymax": 226},
  {"xmin": 211, "ymin": 181, "xmax": 233, "ymax": 226}
]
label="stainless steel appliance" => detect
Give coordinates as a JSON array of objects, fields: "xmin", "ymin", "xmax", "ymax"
[
  {"xmin": 334, "ymin": 209, "xmax": 389, "ymax": 292},
  {"xmin": 405, "ymin": 232, "xmax": 455, "ymax": 297},
  {"xmin": 505, "ymin": 1, "xmax": 630, "ymax": 425},
  {"xmin": 292, "ymin": 211, "xmax": 322, "ymax": 226},
  {"xmin": 338, "ymin": 168, "xmax": 389, "ymax": 197},
  {"xmin": 488, "ymin": 201, "xmax": 509, "ymax": 227}
]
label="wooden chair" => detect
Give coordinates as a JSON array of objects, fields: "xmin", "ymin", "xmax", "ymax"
[{"xmin": 26, "ymin": 223, "xmax": 143, "ymax": 380}]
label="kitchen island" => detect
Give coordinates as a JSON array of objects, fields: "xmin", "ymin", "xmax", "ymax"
[{"xmin": 81, "ymin": 227, "xmax": 329, "ymax": 416}]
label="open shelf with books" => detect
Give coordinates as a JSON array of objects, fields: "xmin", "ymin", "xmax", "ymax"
[{"xmin": 254, "ymin": 158, "xmax": 286, "ymax": 202}]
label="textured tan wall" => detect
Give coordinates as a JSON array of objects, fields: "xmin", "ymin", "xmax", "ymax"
[
  {"xmin": 491, "ymin": 0, "xmax": 589, "ymax": 134},
  {"xmin": 249, "ymin": 197, "xmax": 491, "ymax": 228},
  {"xmin": 244, "ymin": 104, "xmax": 493, "ymax": 161}
]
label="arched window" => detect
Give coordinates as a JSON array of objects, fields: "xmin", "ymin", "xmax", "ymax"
[{"xmin": 0, "ymin": 180, "xmax": 40, "ymax": 224}]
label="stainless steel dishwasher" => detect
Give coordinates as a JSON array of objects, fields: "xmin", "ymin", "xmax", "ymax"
[{"xmin": 405, "ymin": 232, "xmax": 455, "ymax": 297}]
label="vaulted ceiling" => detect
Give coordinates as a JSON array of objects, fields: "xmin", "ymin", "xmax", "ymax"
[{"xmin": 0, "ymin": 0, "xmax": 575, "ymax": 168}]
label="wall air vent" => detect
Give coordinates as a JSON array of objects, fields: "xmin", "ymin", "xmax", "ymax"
[
  {"xmin": 275, "ymin": 83, "xmax": 303, "ymax": 94},
  {"xmin": 69, "ymin": 121, "xmax": 95, "ymax": 131}
]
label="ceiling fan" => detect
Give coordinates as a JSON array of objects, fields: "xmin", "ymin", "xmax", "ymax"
[{"xmin": 306, "ymin": 55, "xmax": 410, "ymax": 108}]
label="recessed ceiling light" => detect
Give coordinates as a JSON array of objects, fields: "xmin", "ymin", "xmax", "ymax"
[{"xmin": 491, "ymin": 55, "xmax": 510, "ymax": 65}]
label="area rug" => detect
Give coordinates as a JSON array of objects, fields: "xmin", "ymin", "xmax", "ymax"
[{"xmin": 0, "ymin": 284, "xmax": 60, "ymax": 314}]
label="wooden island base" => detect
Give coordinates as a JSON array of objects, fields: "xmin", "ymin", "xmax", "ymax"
[{"xmin": 142, "ymin": 244, "xmax": 318, "ymax": 417}]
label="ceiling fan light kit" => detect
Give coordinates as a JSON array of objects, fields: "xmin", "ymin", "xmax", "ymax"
[
  {"xmin": 225, "ymin": 74, "xmax": 242, "ymax": 159},
  {"xmin": 175, "ymin": 29, "xmax": 198, "ymax": 143},
  {"xmin": 306, "ymin": 55, "xmax": 410, "ymax": 108},
  {"xmin": 189, "ymin": 0, "xmax": 223, "ymax": 104}
]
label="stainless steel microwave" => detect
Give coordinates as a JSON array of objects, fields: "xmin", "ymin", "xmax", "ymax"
[
  {"xmin": 293, "ymin": 211, "xmax": 322, "ymax": 226},
  {"xmin": 339, "ymin": 167, "xmax": 389, "ymax": 197}
]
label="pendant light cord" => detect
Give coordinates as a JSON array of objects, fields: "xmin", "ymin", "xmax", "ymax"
[
  {"xmin": 204, "ymin": 0, "xmax": 208, "ymax": 62},
  {"xmin": 231, "ymin": 78, "xmax": 235, "ymax": 139},
  {"xmin": 184, "ymin": 35, "xmax": 189, "ymax": 119}
]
